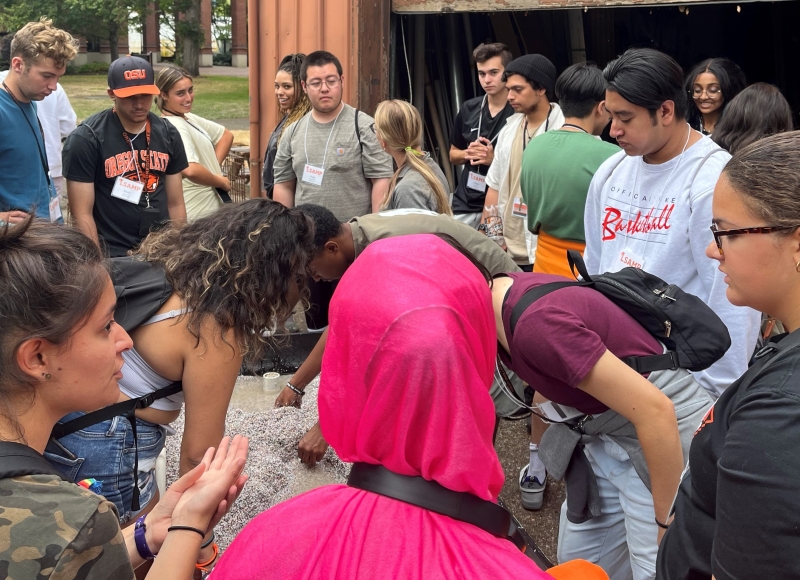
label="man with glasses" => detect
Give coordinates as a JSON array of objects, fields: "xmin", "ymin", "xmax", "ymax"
[
  {"xmin": 583, "ymin": 47, "xmax": 760, "ymax": 401},
  {"xmin": 273, "ymin": 50, "xmax": 392, "ymax": 330}
]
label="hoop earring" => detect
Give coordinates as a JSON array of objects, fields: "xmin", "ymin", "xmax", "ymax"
[{"xmin": 796, "ymin": 261, "xmax": 800, "ymax": 273}]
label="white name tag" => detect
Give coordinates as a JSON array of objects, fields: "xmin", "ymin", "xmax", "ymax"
[
  {"xmin": 511, "ymin": 197, "xmax": 528, "ymax": 219},
  {"xmin": 619, "ymin": 247, "xmax": 645, "ymax": 269},
  {"xmin": 467, "ymin": 171, "xmax": 487, "ymax": 192},
  {"xmin": 49, "ymin": 195, "xmax": 62, "ymax": 223},
  {"xmin": 301, "ymin": 164, "xmax": 324, "ymax": 186},
  {"xmin": 110, "ymin": 176, "xmax": 144, "ymax": 205}
]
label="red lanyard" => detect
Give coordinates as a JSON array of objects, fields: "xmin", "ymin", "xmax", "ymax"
[{"xmin": 115, "ymin": 110, "xmax": 152, "ymax": 202}]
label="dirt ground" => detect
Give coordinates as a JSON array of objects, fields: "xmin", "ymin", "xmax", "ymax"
[{"xmin": 495, "ymin": 417, "xmax": 566, "ymax": 565}]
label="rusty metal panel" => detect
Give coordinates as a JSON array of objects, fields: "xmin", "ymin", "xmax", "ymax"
[
  {"xmin": 248, "ymin": 0, "xmax": 358, "ymax": 193},
  {"xmin": 393, "ymin": 0, "xmax": 717, "ymax": 13}
]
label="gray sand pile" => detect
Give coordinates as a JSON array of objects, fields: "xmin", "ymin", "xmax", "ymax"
[{"xmin": 164, "ymin": 377, "xmax": 349, "ymax": 550}]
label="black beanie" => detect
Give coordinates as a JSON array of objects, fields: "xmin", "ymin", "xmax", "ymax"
[{"xmin": 504, "ymin": 54, "xmax": 557, "ymax": 100}]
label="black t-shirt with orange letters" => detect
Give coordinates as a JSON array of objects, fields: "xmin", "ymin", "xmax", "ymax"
[{"xmin": 63, "ymin": 109, "xmax": 188, "ymax": 257}]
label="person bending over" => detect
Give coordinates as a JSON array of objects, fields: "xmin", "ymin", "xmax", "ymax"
[
  {"xmin": 275, "ymin": 204, "xmax": 521, "ymax": 464},
  {"xmin": 212, "ymin": 234, "xmax": 605, "ymax": 580},
  {"xmin": 44, "ymin": 200, "xmax": 313, "ymax": 570}
]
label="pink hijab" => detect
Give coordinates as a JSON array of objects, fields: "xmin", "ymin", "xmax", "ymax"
[{"xmin": 213, "ymin": 235, "xmax": 553, "ymax": 579}]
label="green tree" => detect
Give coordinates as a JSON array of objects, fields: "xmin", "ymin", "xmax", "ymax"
[{"xmin": 0, "ymin": 0, "xmax": 141, "ymax": 62}]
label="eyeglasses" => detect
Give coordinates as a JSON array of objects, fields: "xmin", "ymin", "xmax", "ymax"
[
  {"xmin": 710, "ymin": 222, "xmax": 800, "ymax": 256},
  {"xmin": 305, "ymin": 77, "xmax": 341, "ymax": 90},
  {"xmin": 692, "ymin": 86, "xmax": 722, "ymax": 98}
]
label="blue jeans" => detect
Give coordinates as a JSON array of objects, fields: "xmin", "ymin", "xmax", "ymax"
[{"xmin": 45, "ymin": 413, "xmax": 166, "ymax": 524}]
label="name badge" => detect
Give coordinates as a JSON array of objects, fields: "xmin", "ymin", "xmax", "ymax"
[
  {"xmin": 467, "ymin": 171, "xmax": 487, "ymax": 192},
  {"xmin": 111, "ymin": 176, "xmax": 145, "ymax": 205},
  {"xmin": 49, "ymin": 195, "xmax": 62, "ymax": 223},
  {"xmin": 511, "ymin": 197, "xmax": 528, "ymax": 219},
  {"xmin": 302, "ymin": 164, "xmax": 324, "ymax": 186},
  {"xmin": 619, "ymin": 248, "xmax": 645, "ymax": 269}
]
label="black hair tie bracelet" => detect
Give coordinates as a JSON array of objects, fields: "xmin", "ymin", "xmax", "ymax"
[{"xmin": 168, "ymin": 525, "xmax": 206, "ymax": 538}]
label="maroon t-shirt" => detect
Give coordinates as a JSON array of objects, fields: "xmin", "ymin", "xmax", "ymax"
[{"xmin": 499, "ymin": 272, "xmax": 662, "ymax": 415}]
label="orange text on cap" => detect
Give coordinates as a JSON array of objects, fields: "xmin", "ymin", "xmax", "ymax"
[{"xmin": 124, "ymin": 69, "xmax": 147, "ymax": 80}]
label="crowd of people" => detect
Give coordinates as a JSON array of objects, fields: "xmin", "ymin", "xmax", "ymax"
[{"xmin": 2, "ymin": 15, "xmax": 800, "ymax": 580}]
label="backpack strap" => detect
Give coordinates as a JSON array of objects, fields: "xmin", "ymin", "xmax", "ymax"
[
  {"xmin": 0, "ymin": 441, "xmax": 67, "ymax": 480},
  {"xmin": 354, "ymin": 108, "xmax": 366, "ymax": 178},
  {"xmin": 51, "ymin": 382, "xmax": 183, "ymax": 440},
  {"xmin": 731, "ymin": 331, "xmax": 800, "ymax": 398},
  {"xmin": 509, "ymin": 249, "xmax": 693, "ymax": 374},
  {"xmin": 687, "ymin": 146, "xmax": 727, "ymax": 188}
]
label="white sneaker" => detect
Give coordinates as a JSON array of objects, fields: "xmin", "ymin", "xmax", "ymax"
[{"xmin": 519, "ymin": 464, "xmax": 546, "ymax": 511}]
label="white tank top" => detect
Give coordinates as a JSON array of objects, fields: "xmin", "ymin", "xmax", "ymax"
[{"xmin": 117, "ymin": 309, "xmax": 188, "ymax": 412}]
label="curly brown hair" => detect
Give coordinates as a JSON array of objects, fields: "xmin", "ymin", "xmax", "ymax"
[
  {"xmin": 10, "ymin": 18, "xmax": 78, "ymax": 68},
  {"xmin": 136, "ymin": 199, "xmax": 314, "ymax": 362}
]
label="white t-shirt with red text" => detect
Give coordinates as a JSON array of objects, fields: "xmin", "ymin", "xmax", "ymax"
[{"xmin": 583, "ymin": 135, "xmax": 760, "ymax": 396}]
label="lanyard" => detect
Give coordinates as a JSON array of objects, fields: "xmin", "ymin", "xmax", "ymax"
[
  {"xmin": 304, "ymin": 106, "xmax": 343, "ymax": 169},
  {"xmin": 475, "ymin": 96, "xmax": 502, "ymax": 146},
  {"xmin": 116, "ymin": 110, "xmax": 152, "ymax": 206},
  {"xmin": 2, "ymin": 81, "xmax": 53, "ymax": 195},
  {"xmin": 561, "ymin": 123, "xmax": 588, "ymax": 134},
  {"xmin": 522, "ymin": 104, "xmax": 553, "ymax": 152},
  {"xmin": 164, "ymin": 109, "xmax": 213, "ymax": 144}
]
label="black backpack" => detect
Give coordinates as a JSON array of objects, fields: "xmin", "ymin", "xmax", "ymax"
[
  {"xmin": 111, "ymin": 257, "xmax": 174, "ymax": 333},
  {"xmin": 510, "ymin": 251, "xmax": 731, "ymax": 374}
]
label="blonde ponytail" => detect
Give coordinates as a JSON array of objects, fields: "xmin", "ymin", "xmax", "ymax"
[{"xmin": 375, "ymin": 100, "xmax": 452, "ymax": 215}]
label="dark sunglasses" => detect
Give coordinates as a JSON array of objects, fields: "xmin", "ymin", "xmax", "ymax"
[{"xmin": 710, "ymin": 222, "xmax": 800, "ymax": 256}]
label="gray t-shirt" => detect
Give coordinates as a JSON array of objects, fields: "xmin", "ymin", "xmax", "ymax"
[
  {"xmin": 384, "ymin": 153, "xmax": 451, "ymax": 213},
  {"xmin": 273, "ymin": 104, "xmax": 393, "ymax": 221},
  {"xmin": 350, "ymin": 209, "xmax": 520, "ymax": 276}
]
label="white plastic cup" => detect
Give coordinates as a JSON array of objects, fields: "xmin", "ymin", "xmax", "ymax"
[{"xmin": 263, "ymin": 372, "xmax": 281, "ymax": 394}]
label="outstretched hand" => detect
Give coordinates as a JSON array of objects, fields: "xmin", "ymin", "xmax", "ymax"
[
  {"xmin": 144, "ymin": 435, "xmax": 248, "ymax": 553},
  {"xmin": 170, "ymin": 435, "xmax": 249, "ymax": 532}
]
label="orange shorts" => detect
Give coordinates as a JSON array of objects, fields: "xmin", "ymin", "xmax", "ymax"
[{"xmin": 533, "ymin": 230, "xmax": 586, "ymax": 278}]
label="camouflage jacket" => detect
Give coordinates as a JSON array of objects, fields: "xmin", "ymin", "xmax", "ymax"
[{"xmin": 0, "ymin": 474, "xmax": 134, "ymax": 579}]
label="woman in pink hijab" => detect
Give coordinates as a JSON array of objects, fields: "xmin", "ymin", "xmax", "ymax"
[{"xmin": 213, "ymin": 235, "xmax": 594, "ymax": 579}]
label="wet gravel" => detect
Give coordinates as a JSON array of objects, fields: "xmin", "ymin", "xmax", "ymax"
[
  {"xmin": 165, "ymin": 377, "xmax": 563, "ymax": 564},
  {"xmin": 164, "ymin": 377, "xmax": 349, "ymax": 551}
]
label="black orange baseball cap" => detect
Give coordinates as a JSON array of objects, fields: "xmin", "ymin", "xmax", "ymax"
[{"xmin": 108, "ymin": 55, "xmax": 160, "ymax": 98}]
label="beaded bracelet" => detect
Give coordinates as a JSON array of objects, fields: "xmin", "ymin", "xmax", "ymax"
[{"xmin": 286, "ymin": 381, "xmax": 305, "ymax": 397}]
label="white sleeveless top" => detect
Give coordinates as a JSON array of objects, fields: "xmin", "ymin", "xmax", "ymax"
[{"xmin": 118, "ymin": 309, "xmax": 187, "ymax": 412}]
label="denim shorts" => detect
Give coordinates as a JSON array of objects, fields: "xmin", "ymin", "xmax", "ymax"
[{"xmin": 44, "ymin": 413, "xmax": 167, "ymax": 524}]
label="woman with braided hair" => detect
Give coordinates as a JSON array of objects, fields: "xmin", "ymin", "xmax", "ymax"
[{"xmin": 259, "ymin": 54, "xmax": 312, "ymax": 198}]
